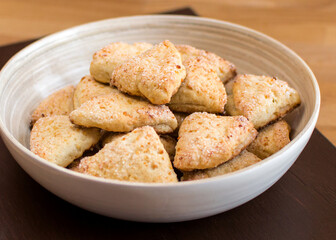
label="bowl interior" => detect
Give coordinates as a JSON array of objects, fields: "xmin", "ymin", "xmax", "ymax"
[{"xmin": 0, "ymin": 15, "xmax": 317, "ymax": 153}]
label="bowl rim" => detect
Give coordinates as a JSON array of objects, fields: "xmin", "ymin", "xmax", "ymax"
[{"xmin": 0, "ymin": 14, "xmax": 320, "ymax": 188}]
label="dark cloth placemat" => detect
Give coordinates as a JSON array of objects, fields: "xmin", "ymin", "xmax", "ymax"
[{"xmin": 1, "ymin": 7, "xmax": 335, "ymax": 240}]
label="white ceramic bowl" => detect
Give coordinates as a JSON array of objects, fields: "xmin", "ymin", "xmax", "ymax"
[{"xmin": 0, "ymin": 15, "xmax": 320, "ymax": 222}]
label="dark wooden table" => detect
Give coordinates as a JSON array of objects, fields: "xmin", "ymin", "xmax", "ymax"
[{"xmin": 1, "ymin": 8, "xmax": 336, "ymax": 240}]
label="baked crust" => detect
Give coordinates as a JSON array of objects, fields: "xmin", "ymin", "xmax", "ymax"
[
  {"xmin": 176, "ymin": 44, "xmax": 236, "ymax": 83},
  {"xmin": 173, "ymin": 113, "xmax": 257, "ymax": 171},
  {"xmin": 73, "ymin": 126, "xmax": 178, "ymax": 183},
  {"xmin": 111, "ymin": 40, "xmax": 186, "ymax": 104},
  {"xmin": 247, "ymin": 120, "xmax": 291, "ymax": 159},
  {"xmin": 182, "ymin": 150, "xmax": 261, "ymax": 181},
  {"xmin": 225, "ymin": 74, "xmax": 301, "ymax": 129},
  {"xmin": 69, "ymin": 91, "xmax": 177, "ymax": 134},
  {"xmin": 90, "ymin": 42, "xmax": 152, "ymax": 83},
  {"xmin": 31, "ymin": 85, "xmax": 75, "ymax": 125},
  {"xmin": 73, "ymin": 75, "xmax": 117, "ymax": 109},
  {"xmin": 169, "ymin": 56, "xmax": 227, "ymax": 113},
  {"xmin": 102, "ymin": 132, "xmax": 177, "ymax": 162},
  {"xmin": 30, "ymin": 115, "xmax": 100, "ymax": 167}
]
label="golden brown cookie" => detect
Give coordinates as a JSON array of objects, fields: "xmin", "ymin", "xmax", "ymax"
[
  {"xmin": 90, "ymin": 42, "xmax": 153, "ymax": 83},
  {"xmin": 73, "ymin": 126, "xmax": 178, "ymax": 183},
  {"xmin": 31, "ymin": 85, "xmax": 75, "ymax": 125},
  {"xmin": 176, "ymin": 44, "xmax": 236, "ymax": 83},
  {"xmin": 225, "ymin": 74, "xmax": 301, "ymax": 129},
  {"xmin": 102, "ymin": 132, "xmax": 177, "ymax": 162},
  {"xmin": 247, "ymin": 120, "xmax": 291, "ymax": 159},
  {"xmin": 30, "ymin": 115, "xmax": 101, "ymax": 167},
  {"xmin": 173, "ymin": 113, "xmax": 257, "ymax": 171},
  {"xmin": 182, "ymin": 150, "xmax": 261, "ymax": 181},
  {"xmin": 69, "ymin": 91, "xmax": 177, "ymax": 134},
  {"xmin": 111, "ymin": 40, "xmax": 186, "ymax": 104},
  {"xmin": 169, "ymin": 56, "xmax": 227, "ymax": 113},
  {"xmin": 73, "ymin": 75, "xmax": 117, "ymax": 109}
]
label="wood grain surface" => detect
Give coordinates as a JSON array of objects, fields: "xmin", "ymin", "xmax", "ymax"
[{"xmin": 0, "ymin": 0, "xmax": 335, "ymax": 145}]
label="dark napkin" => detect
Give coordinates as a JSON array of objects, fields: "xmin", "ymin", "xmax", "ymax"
[{"xmin": 0, "ymin": 7, "xmax": 335, "ymax": 240}]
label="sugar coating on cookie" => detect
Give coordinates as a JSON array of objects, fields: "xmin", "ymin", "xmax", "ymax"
[
  {"xmin": 247, "ymin": 120, "xmax": 291, "ymax": 159},
  {"xmin": 30, "ymin": 115, "xmax": 101, "ymax": 167},
  {"xmin": 182, "ymin": 150, "xmax": 261, "ymax": 181},
  {"xmin": 69, "ymin": 91, "xmax": 177, "ymax": 134},
  {"xmin": 176, "ymin": 44, "xmax": 236, "ymax": 83},
  {"xmin": 90, "ymin": 42, "xmax": 153, "ymax": 83},
  {"xmin": 73, "ymin": 126, "xmax": 178, "ymax": 183},
  {"xmin": 169, "ymin": 56, "xmax": 227, "ymax": 113},
  {"xmin": 31, "ymin": 85, "xmax": 75, "ymax": 125},
  {"xmin": 111, "ymin": 40, "xmax": 186, "ymax": 104},
  {"xmin": 102, "ymin": 132, "xmax": 177, "ymax": 162},
  {"xmin": 73, "ymin": 75, "xmax": 118, "ymax": 109},
  {"xmin": 225, "ymin": 74, "xmax": 300, "ymax": 129},
  {"xmin": 174, "ymin": 112, "xmax": 257, "ymax": 171}
]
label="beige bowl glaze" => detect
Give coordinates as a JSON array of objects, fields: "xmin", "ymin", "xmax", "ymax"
[{"xmin": 0, "ymin": 15, "xmax": 320, "ymax": 222}]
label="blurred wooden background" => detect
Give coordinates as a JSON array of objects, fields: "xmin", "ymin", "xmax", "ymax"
[{"xmin": 1, "ymin": 0, "xmax": 335, "ymax": 145}]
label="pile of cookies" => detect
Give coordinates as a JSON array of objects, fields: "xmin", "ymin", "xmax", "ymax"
[{"xmin": 29, "ymin": 40, "xmax": 300, "ymax": 183}]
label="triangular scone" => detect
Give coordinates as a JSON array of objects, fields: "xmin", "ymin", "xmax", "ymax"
[
  {"xmin": 111, "ymin": 40, "xmax": 186, "ymax": 104},
  {"xmin": 247, "ymin": 120, "xmax": 291, "ymax": 159},
  {"xmin": 102, "ymin": 132, "xmax": 177, "ymax": 162},
  {"xmin": 69, "ymin": 91, "xmax": 177, "ymax": 133},
  {"xmin": 31, "ymin": 85, "xmax": 75, "ymax": 125},
  {"xmin": 225, "ymin": 74, "xmax": 301, "ymax": 129},
  {"xmin": 173, "ymin": 113, "xmax": 257, "ymax": 171},
  {"xmin": 90, "ymin": 42, "xmax": 153, "ymax": 83},
  {"xmin": 73, "ymin": 75, "xmax": 117, "ymax": 109},
  {"xmin": 169, "ymin": 56, "xmax": 227, "ymax": 113},
  {"xmin": 182, "ymin": 150, "xmax": 261, "ymax": 181},
  {"xmin": 176, "ymin": 45, "xmax": 236, "ymax": 83},
  {"xmin": 30, "ymin": 115, "xmax": 101, "ymax": 167},
  {"xmin": 73, "ymin": 126, "xmax": 178, "ymax": 183}
]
